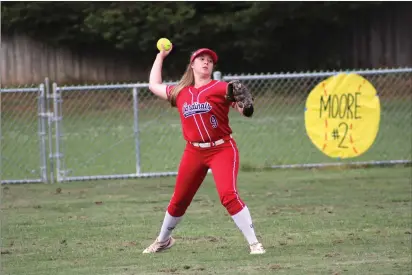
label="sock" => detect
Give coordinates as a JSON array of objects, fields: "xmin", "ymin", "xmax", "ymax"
[
  {"xmin": 231, "ymin": 206, "xmax": 259, "ymax": 245},
  {"xmin": 157, "ymin": 211, "xmax": 182, "ymax": 242}
]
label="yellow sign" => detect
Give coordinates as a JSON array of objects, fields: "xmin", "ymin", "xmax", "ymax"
[{"xmin": 305, "ymin": 73, "xmax": 380, "ymax": 159}]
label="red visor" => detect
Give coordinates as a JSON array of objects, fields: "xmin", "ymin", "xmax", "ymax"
[{"xmin": 190, "ymin": 48, "xmax": 218, "ymax": 63}]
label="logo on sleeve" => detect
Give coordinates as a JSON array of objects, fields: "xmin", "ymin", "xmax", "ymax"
[{"xmin": 182, "ymin": 102, "xmax": 212, "ymax": 118}]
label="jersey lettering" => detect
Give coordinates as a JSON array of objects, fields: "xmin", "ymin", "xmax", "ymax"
[{"xmin": 182, "ymin": 102, "xmax": 212, "ymax": 118}]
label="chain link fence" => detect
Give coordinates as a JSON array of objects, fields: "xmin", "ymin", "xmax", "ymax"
[
  {"xmin": 51, "ymin": 83, "xmax": 179, "ymax": 182},
  {"xmin": 1, "ymin": 68, "xmax": 411, "ymax": 184},
  {"xmin": 219, "ymin": 68, "xmax": 412, "ymax": 170},
  {"xmin": 1, "ymin": 85, "xmax": 48, "ymax": 184}
]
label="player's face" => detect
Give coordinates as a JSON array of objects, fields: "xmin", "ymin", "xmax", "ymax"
[{"xmin": 191, "ymin": 54, "xmax": 214, "ymax": 77}]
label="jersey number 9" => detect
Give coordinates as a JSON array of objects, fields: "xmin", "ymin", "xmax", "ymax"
[{"xmin": 210, "ymin": 115, "xmax": 218, "ymax": 128}]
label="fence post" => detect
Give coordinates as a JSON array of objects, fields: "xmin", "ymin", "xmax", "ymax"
[
  {"xmin": 52, "ymin": 82, "xmax": 63, "ymax": 182},
  {"xmin": 45, "ymin": 77, "xmax": 55, "ymax": 184},
  {"xmin": 132, "ymin": 87, "xmax": 141, "ymax": 175},
  {"xmin": 38, "ymin": 83, "xmax": 48, "ymax": 183}
]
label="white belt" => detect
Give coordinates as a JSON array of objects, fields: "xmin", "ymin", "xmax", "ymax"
[{"xmin": 190, "ymin": 135, "xmax": 232, "ymax": 148}]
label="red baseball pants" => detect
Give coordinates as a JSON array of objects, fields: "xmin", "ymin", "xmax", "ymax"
[{"xmin": 167, "ymin": 137, "xmax": 245, "ymax": 217}]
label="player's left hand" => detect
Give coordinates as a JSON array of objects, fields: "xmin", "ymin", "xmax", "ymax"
[{"xmin": 226, "ymin": 80, "xmax": 254, "ymax": 117}]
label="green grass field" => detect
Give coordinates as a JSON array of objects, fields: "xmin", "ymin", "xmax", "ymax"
[
  {"xmin": 2, "ymin": 73, "xmax": 412, "ymax": 274},
  {"xmin": 1, "ymin": 166, "xmax": 411, "ymax": 275}
]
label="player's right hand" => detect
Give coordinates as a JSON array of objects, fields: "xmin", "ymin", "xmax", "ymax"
[{"xmin": 158, "ymin": 44, "xmax": 173, "ymax": 59}]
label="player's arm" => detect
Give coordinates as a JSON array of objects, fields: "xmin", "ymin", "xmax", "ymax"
[
  {"xmin": 148, "ymin": 54, "xmax": 168, "ymax": 100},
  {"xmin": 233, "ymin": 102, "xmax": 244, "ymax": 116},
  {"xmin": 148, "ymin": 47, "xmax": 172, "ymax": 101}
]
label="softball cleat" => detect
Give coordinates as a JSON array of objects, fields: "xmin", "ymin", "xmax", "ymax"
[
  {"xmin": 142, "ymin": 237, "xmax": 175, "ymax": 254},
  {"xmin": 249, "ymin": 242, "xmax": 266, "ymax": 254}
]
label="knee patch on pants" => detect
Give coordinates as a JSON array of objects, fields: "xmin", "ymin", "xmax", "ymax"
[{"xmin": 220, "ymin": 192, "xmax": 244, "ymax": 216}]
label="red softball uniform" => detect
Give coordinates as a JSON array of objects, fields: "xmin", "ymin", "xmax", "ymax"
[
  {"xmin": 165, "ymin": 80, "xmax": 245, "ymax": 217},
  {"xmin": 166, "ymin": 80, "xmax": 235, "ymax": 143}
]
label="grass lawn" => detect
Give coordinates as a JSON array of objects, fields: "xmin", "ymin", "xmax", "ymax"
[{"xmin": 1, "ymin": 166, "xmax": 411, "ymax": 275}]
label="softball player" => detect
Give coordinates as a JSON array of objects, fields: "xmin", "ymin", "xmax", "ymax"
[{"xmin": 143, "ymin": 45, "xmax": 266, "ymax": 255}]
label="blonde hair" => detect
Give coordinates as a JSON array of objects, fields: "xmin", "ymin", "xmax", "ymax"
[{"xmin": 169, "ymin": 64, "xmax": 194, "ymax": 107}]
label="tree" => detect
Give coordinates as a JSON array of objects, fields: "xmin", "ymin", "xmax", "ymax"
[{"xmin": 1, "ymin": 2, "xmax": 384, "ymax": 75}]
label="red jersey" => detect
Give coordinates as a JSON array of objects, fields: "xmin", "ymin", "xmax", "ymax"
[{"xmin": 166, "ymin": 80, "xmax": 236, "ymax": 143}]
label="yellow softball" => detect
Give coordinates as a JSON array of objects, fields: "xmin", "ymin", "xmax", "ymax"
[{"xmin": 156, "ymin": 38, "xmax": 172, "ymax": 51}]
